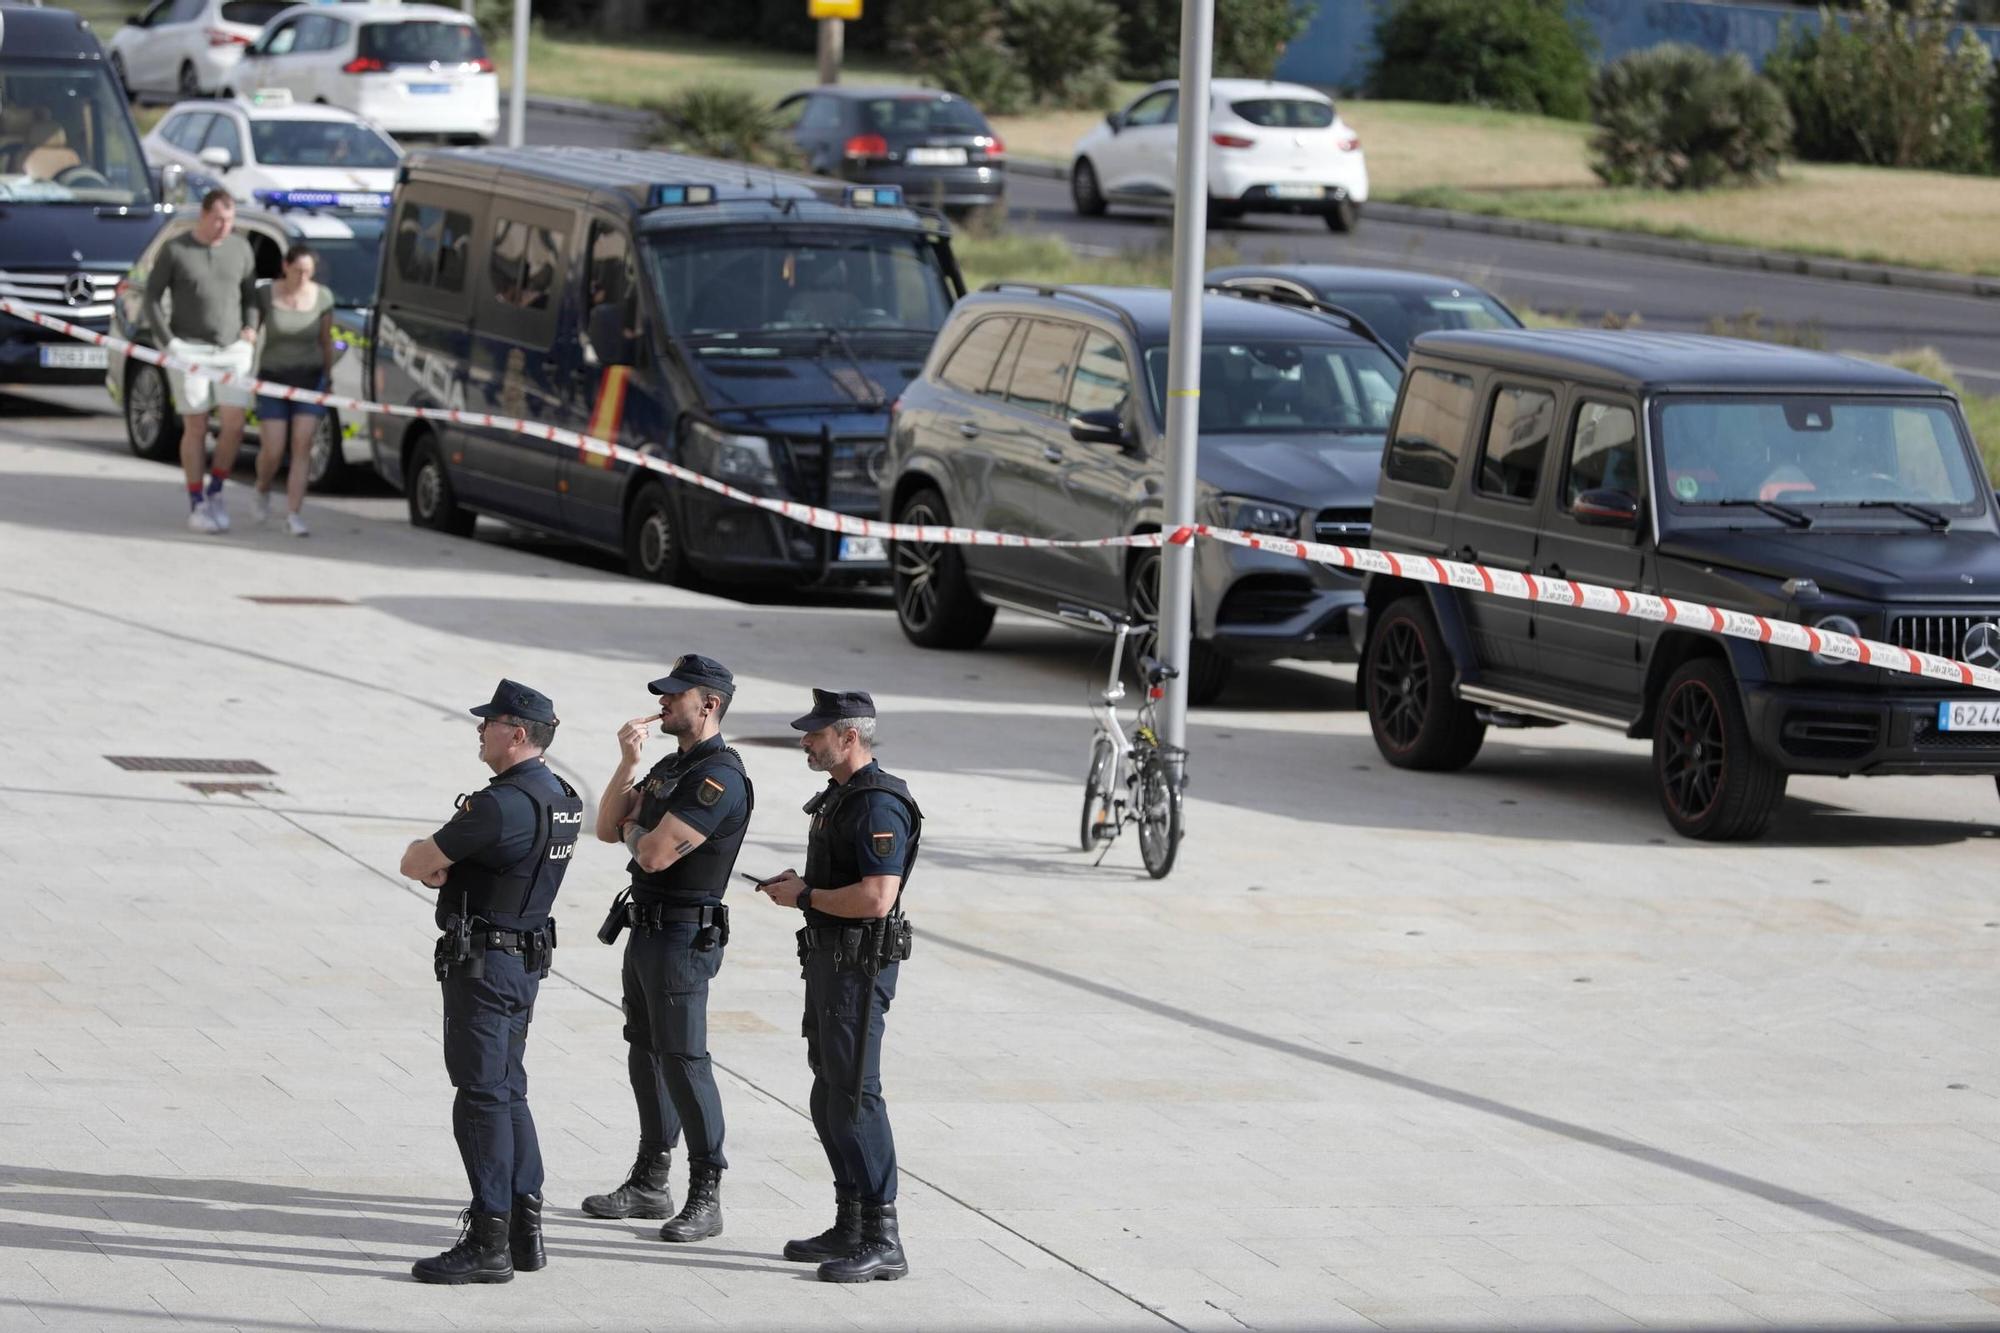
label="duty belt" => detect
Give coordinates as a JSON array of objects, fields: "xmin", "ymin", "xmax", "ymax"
[
  {"xmin": 795, "ymin": 913, "xmax": 913, "ymax": 976},
  {"xmin": 624, "ymin": 900, "xmax": 729, "ymax": 951},
  {"xmin": 434, "ymin": 917, "xmax": 557, "ymax": 980}
]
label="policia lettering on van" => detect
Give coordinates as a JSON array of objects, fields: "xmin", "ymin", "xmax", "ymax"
[{"xmin": 367, "ymin": 147, "xmax": 966, "ymax": 588}]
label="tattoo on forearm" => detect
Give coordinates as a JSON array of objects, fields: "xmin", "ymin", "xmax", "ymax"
[{"xmin": 674, "ymin": 839, "xmax": 693, "ymax": 857}]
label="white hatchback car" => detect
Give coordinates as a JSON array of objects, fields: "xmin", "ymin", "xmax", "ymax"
[
  {"xmin": 1070, "ymin": 78, "xmax": 1369, "ymax": 232},
  {"xmin": 229, "ymin": 3, "xmax": 499, "ymax": 143},
  {"xmin": 143, "ymin": 92, "xmax": 402, "ymax": 204},
  {"xmin": 106, "ymin": 0, "xmax": 291, "ymax": 100}
]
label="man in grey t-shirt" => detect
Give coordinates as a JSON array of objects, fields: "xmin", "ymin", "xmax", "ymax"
[{"xmin": 143, "ymin": 189, "xmax": 259, "ymax": 535}]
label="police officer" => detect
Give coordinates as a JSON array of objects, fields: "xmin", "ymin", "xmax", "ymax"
[
  {"xmin": 398, "ymin": 679, "xmax": 581, "ymax": 1285},
  {"xmin": 582, "ymin": 654, "xmax": 753, "ymax": 1243},
  {"xmin": 757, "ymin": 689, "xmax": 919, "ymax": 1283}
]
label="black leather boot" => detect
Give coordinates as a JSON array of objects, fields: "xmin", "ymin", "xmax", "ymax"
[
  {"xmin": 581, "ymin": 1147, "xmax": 674, "ymax": 1220},
  {"xmin": 509, "ymin": 1192, "xmax": 545, "ymax": 1272},
  {"xmin": 817, "ymin": 1202, "xmax": 908, "ymax": 1282},
  {"xmin": 783, "ymin": 1192, "xmax": 862, "ymax": 1263},
  {"xmin": 657, "ymin": 1162, "xmax": 723, "ymax": 1242},
  {"xmin": 412, "ymin": 1209, "xmax": 514, "ymax": 1285}
]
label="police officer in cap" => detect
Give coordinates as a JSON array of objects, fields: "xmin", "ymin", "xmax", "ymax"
[
  {"xmin": 582, "ymin": 654, "xmax": 754, "ymax": 1244},
  {"xmin": 398, "ymin": 679, "xmax": 582, "ymax": 1284},
  {"xmin": 757, "ymin": 688, "xmax": 919, "ymax": 1283}
]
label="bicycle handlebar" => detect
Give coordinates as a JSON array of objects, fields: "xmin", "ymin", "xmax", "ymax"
[{"xmin": 1056, "ymin": 603, "xmax": 1124, "ymax": 631}]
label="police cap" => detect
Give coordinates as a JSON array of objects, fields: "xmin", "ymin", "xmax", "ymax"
[
  {"xmin": 469, "ymin": 678, "xmax": 558, "ymax": 725},
  {"xmin": 648, "ymin": 653, "xmax": 736, "ymax": 699},
  {"xmin": 789, "ymin": 687, "xmax": 876, "ymax": 732}
]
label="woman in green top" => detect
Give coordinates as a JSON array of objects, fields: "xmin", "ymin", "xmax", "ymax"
[{"xmin": 252, "ymin": 243, "xmax": 337, "ymax": 537}]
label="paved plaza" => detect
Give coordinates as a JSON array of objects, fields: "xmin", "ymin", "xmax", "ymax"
[{"xmin": 5, "ymin": 419, "xmax": 2000, "ymax": 1331}]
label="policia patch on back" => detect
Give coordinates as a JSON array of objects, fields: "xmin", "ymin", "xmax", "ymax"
[
  {"xmin": 871, "ymin": 831, "xmax": 896, "ymax": 858},
  {"xmin": 697, "ymin": 776, "xmax": 726, "ymax": 808}
]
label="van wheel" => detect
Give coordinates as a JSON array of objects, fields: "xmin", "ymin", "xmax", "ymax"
[
  {"xmin": 1366, "ymin": 595, "xmax": 1485, "ymax": 769},
  {"xmin": 1128, "ymin": 548, "xmax": 1232, "ymax": 705},
  {"xmin": 125, "ymin": 361, "xmax": 178, "ymax": 461},
  {"xmin": 1071, "ymin": 158, "xmax": 1106, "ymax": 217},
  {"xmin": 624, "ymin": 481, "xmax": 688, "ymax": 585},
  {"xmin": 1324, "ymin": 199, "xmax": 1360, "ymax": 233},
  {"xmin": 305, "ymin": 412, "xmax": 351, "ymax": 492},
  {"xmin": 406, "ymin": 436, "xmax": 475, "ymax": 536},
  {"xmin": 1652, "ymin": 658, "xmax": 1787, "ymax": 841},
  {"xmin": 893, "ymin": 488, "xmax": 994, "ymax": 648}
]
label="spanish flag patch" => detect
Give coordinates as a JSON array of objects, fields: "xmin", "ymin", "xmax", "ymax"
[{"xmin": 870, "ymin": 831, "xmax": 896, "ymax": 858}]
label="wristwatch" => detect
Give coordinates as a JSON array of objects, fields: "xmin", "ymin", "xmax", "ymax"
[{"xmin": 797, "ymin": 886, "xmax": 814, "ymax": 913}]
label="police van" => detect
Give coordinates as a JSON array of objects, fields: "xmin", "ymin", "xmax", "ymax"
[{"xmin": 368, "ymin": 146, "xmax": 968, "ymax": 585}]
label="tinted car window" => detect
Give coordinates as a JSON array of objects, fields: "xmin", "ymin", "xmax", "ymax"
[
  {"xmin": 1230, "ymin": 98, "xmax": 1334, "ymax": 129},
  {"xmin": 163, "ymin": 112, "xmax": 211, "ymax": 151},
  {"xmin": 1067, "ymin": 333, "xmax": 1131, "ymax": 417},
  {"xmin": 1005, "ymin": 319, "xmax": 1080, "ymax": 416},
  {"xmin": 1124, "ymin": 89, "xmax": 1176, "ymax": 127},
  {"xmin": 648, "ymin": 232, "xmax": 951, "ymax": 336},
  {"xmin": 488, "ymin": 213, "xmax": 565, "ymax": 311},
  {"xmin": 1565, "ymin": 402, "xmax": 1640, "ymax": 506},
  {"xmin": 1312, "ymin": 290, "xmax": 1518, "ymax": 357},
  {"xmin": 359, "ymin": 21, "xmax": 485, "ymax": 65},
  {"xmin": 939, "ymin": 316, "xmax": 1014, "ymax": 394},
  {"xmin": 1386, "ymin": 367, "xmax": 1474, "ymax": 488},
  {"xmin": 305, "ymin": 218, "xmax": 385, "ymax": 308},
  {"xmin": 392, "ymin": 199, "xmax": 472, "ymax": 292},
  {"xmin": 861, "ymin": 95, "xmax": 987, "ymax": 135},
  {"xmin": 799, "ymin": 97, "xmax": 843, "ymax": 132},
  {"xmin": 258, "ymin": 20, "xmax": 298, "ymax": 54},
  {"xmin": 293, "ymin": 15, "xmax": 337, "ymax": 51},
  {"xmin": 1476, "ymin": 386, "xmax": 1555, "ymax": 502},
  {"xmin": 1144, "ymin": 341, "xmax": 1401, "ymax": 433},
  {"xmin": 220, "ymin": 0, "xmax": 289, "ymax": 24},
  {"xmin": 250, "ymin": 119, "xmax": 399, "ymax": 168},
  {"xmin": 165, "ymin": 0, "xmax": 205, "ymax": 24}
]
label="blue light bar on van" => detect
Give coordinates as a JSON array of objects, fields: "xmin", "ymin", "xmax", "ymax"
[
  {"xmin": 648, "ymin": 184, "xmax": 717, "ymax": 208},
  {"xmin": 253, "ymin": 189, "xmax": 391, "ymax": 212},
  {"xmin": 843, "ymin": 185, "xmax": 902, "ymax": 208}
]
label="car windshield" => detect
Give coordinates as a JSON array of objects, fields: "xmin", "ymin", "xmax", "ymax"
[
  {"xmin": 1144, "ymin": 340, "xmax": 1402, "ymax": 433},
  {"xmin": 250, "ymin": 119, "xmax": 401, "ymax": 169},
  {"xmin": 1229, "ymin": 98, "xmax": 1334, "ymax": 129},
  {"xmin": 860, "ymin": 96, "xmax": 988, "ymax": 136},
  {"xmin": 645, "ymin": 230, "xmax": 953, "ymax": 339},
  {"xmin": 0, "ymin": 63, "xmax": 153, "ymax": 206},
  {"xmin": 1310, "ymin": 289, "xmax": 1518, "ymax": 356},
  {"xmin": 305, "ymin": 219, "xmax": 385, "ymax": 308},
  {"xmin": 358, "ymin": 21, "xmax": 486, "ymax": 65},
  {"xmin": 1656, "ymin": 396, "xmax": 1984, "ymax": 514}
]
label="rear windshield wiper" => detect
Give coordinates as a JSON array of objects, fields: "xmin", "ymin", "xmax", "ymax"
[
  {"xmin": 1711, "ymin": 498, "xmax": 1813, "ymax": 528},
  {"xmin": 1850, "ymin": 499, "xmax": 1951, "ymax": 531}
]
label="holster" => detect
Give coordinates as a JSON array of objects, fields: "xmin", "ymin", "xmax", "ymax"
[
  {"xmin": 434, "ymin": 913, "xmax": 484, "ymax": 981},
  {"xmin": 597, "ymin": 888, "xmax": 631, "ymax": 946}
]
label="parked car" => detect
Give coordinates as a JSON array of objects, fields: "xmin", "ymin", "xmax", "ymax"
[
  {"xmin": 1357, "ymin": 329, "xmax": 2000, "ymax": 840},
  {"xmin": 1070, "ymin": 78, "xmax": 1368, "ymax": 231},
  {"xmin": 882, "ymin": 283, "xmax": 1405, "ymax": 703},
  {"xmin": 108, "ymin": 192, "xmax": 386, "ymax": 490},
  {"xmin": 142, "ymin": 91, "xmax": 401, "ymax": 204},
  {"xmin": 231, "ymin": 3, "xmax": 498, "ymax": 143},
  {"xmin": 369, "ymin": 147, "xmax": 967, "ymax": 587},
  {"xmin": 775, "ymin": 85, "xmax": 1004, "ymax": 216},
  {"xmin": 1208, "ymin": 264, "xmax": 1522, "ymax": 358},
  {"xmin": 0, "ymin": 5, "xmax": 169, "ymax": 386},
  {"xmin": 106, "ymin": 0, "xmax": 290, "ymax": 100}
]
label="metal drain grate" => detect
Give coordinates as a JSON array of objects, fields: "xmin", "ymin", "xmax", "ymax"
[
  {"xmin": 240, "ymin": 596, "xmax": 353, "ymax": 606},
  {"xmin": 106, "ymin": 756, "xmax": 276, "ymax": 775},
  {"xmin": 183, "ymin": 780, "xmax": 281, "ymax": 797}
]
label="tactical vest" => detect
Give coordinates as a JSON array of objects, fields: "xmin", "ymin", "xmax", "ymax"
[
  {"xmin": 629, "ymin": 742, "xmax": 755, "ymax": 907},
  {"xmin": 802, "ymin": 762, "xmax": 922, "ymax": 928},
  {"xmin": 447, "ymin": 759, "xmax": 583, "ymax": 930}
]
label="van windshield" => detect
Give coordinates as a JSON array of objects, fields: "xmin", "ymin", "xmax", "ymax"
[
  {"xmin": 0, "ymin": 63, "xmax": 153, "ymax": 207},
  {"xmin": 645, "ymin": 230, "xmax": 952, "ymax": 339},
  {"xmin": 1144, "ymin": 340, "xmax": 1403, "ymax": 434}
]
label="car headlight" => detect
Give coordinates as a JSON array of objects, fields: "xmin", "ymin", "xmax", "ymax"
[
  {"xmin": 1809, "ymin": 613, "xmax": 1863, "ymax": 666},
  {"xmin": 1207, "ymin": 494, "xmax": 1301, "ymax": 538},
  {"xmin": 683, "ymin": 421, "xmax": 778, "ymax": 489}
]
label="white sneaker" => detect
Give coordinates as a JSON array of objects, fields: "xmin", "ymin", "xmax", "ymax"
[
  {"xmin": 286, "ymin": 512, "xmax": 310, "ymax": 538},
  {"xmin": 187, "ymin": 504, "xmax": 221, "ymax": 535},
  {"xmin": 253, "ymin": 490, "xmax": 273, "ymax": 526},
  {"xmin": 206, "ymin": 490, "xmax": 231, "ymax": 532}
]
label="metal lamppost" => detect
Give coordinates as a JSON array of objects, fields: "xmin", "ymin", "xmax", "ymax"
[{"xmin": 507, "ymin": 0, "xmax": 530, "ymax": 147}]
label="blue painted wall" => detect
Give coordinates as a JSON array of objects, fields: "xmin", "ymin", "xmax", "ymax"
[{"xmin": 1273, "ymin": 0, "xmax": 2000, "ymax": 93}]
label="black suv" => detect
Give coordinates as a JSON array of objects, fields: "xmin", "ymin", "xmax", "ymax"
[
  {"xmin": 1359, "ymin": 329, "xmax": 2000, "ymax": 840},
  {"xmin": 882, "ymin": 283, "xmax": 1405, "ymax": 702}
]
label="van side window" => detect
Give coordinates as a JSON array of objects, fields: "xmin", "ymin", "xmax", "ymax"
[
  {"xmin": 939, "ymin": 317, "xmax": 1013, "ymax": 394},
  {"xmin": 1005, "ymin": 319, "xmax": 1081, "ymax": 417},
  {"xmin": 488, "ymin": 214, "xmax": 565, "ymax": 312},
  {"xmin": 1385, "ymin": 368, "xmax": 1474, "ymax": 489},
  {"xmin": 1475, "ymin": 386, "xmax": 1555, "ymax": 502},
  {"xmin": 391, "ymin": 199, "xmax": 473, "ymax": 294},
  {"xmin": 584, "ymin": 221, "xmax": 638, "ymax": 369},
  {"xmin": 1565, "ymin": 402, "xmax": 1640, "ymax": 507}
]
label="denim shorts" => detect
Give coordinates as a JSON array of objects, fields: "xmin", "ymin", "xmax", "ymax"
[{"xmin": 255, "ymin": 367, "xmax": 329, "ymax": 423}]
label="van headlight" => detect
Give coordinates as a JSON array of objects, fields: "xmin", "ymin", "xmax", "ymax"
[
  {"xmin": 1810, "ymin": 613, "xmax": 1862, "ymax": 666},
  {"xmin": 1206, "ymin": 494, "xmax": 1301, "ymax": 537},
  {"xmin": 683, "ymin": 421, "xmax": 779, "ymax": 489}
]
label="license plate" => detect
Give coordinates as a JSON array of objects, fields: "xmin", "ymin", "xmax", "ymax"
[
  {"xmin": 40, "ymin": 344, "xmax": 106, "ymax": 369},
  {"xmin": 906, "ymin": 147, "xmax": 967, "ymax": 166},
  {"xmin": 1938, "ymin": 700, "xmax": 2000, "ymax": 731},
  {"xmin": 408, "ymin": 83, "xmax": 450, "ymax": 95},
  {"xmin": 838, "ymin": 536, "xmax": 886, "ymax": 562},
  {"xmin": 1270, "ymin": 184, "xmax": 1326, "ymax": 200}
]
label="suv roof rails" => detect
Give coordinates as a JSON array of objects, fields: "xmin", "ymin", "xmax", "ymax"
[
  {"xmin": 1203, "ymin": 283, "xmax": 1402, "ymax": 366},
  {"xmin": 980, "ymin": 281, "xmax": 1144, "ymax": 343}
]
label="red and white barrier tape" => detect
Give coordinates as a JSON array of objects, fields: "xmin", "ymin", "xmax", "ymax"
[{"xmin": 9, "ymin": 296, "xmax": 1997, "ymax": 695}]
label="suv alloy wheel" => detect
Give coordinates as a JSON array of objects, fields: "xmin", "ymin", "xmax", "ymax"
[
  {"xmin": 892, "ymin": 488, "xmax": 994, "ymax": 648},
  {"xmin": 1652, "ymin": 658, "xmax": 1787, "ymax": 840},
  {"xmin": 125, "ymin": 361, "xmax": 178, "ymax": 461},
  {"xmin": 1365, "ymin": 595, "xmax": 1486, "ymax": 770}
]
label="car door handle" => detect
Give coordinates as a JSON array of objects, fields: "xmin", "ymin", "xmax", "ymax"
[
  {"xmin": 1042, "ymin": 445, "xmax": 1065, "ymax": 463},
  {"xmin": 957, "ymin": 421, "xmax": 980, "ymax": 438}
]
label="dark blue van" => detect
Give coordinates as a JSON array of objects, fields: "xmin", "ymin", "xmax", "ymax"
[
  {"xmin": 0, "ymin": 5, "xmax": 169, "ymax": 384},
  {"xmin": 368, "ymin": 146, "xmax": 966, "ymax": 586}
]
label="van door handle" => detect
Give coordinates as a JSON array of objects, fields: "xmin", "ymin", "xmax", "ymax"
[
  {"xmin": 1042, "ymin": 445, "xmax": 1065, "ymax": 463},
  {"xmin": 957, "ymin": 421, "xmax": 980, "ymax": 438},
  {"xmin": 1453, "ymin": 544, "xmax": 1478, "ymax": 563},
  {"xmin": 1543, "ymin": 562, "xmax": 1567, "ymax": 580}
]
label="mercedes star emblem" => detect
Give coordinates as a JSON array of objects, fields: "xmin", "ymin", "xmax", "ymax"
[
  {"xmin": 62, "ymin": 273, "xmax": 95, "ymax": 307},
  {"xmin": 1963, "ymin": 621, "xmax": 2000, "ymax": 670}
]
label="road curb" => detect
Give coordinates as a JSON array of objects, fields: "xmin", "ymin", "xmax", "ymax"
[{"xmin": 524, "ymin": 94, "xmax": 660, "ymax": 127}]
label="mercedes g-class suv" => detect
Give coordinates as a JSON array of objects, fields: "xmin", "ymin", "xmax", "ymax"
[{"xmin": 1357, "ymin": 329, "xmax": 2000, "ymax": 840}]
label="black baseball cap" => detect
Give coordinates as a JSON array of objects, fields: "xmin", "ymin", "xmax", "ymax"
[
  {"xmin": 789, "ymin": 687, "xmax": 876, "ymax": 732},
  {"xmin": 469, "ymin": 678, "xmax": 558, "ymax": 725},
  {"xmin": 648, "ymin": 653, "xmax": 736, "ymax": 699}
]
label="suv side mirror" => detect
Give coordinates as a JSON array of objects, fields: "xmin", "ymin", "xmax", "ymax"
[
  {"xmin": 1104, "ymin": 110, "xmax": 1125, "ymax": 134},
  {"xmin": 1070, "ymin": 408, "xmax": 1125, "ymax": 447},
  {"xmin": 157, "ymin": 161, "xmax": 186, "ymax": 205},
  {"xmin": 1573, "ymin": 488, "xmax": 1639, "ymax": 528},
  {"xmin": 198, "ymin": 146, "xmax": 235, "ymax": 169}
]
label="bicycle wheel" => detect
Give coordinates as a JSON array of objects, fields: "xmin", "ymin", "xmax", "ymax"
[
  {"xmin": 1135, "ymin": 750, "xmax": 1184, "ymax": 879},
  {"xmin": 1080, "ymin": 736, "xmax": 1116, "ymax": 850}
]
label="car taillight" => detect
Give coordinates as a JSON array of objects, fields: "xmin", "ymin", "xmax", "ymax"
[
  {"xmin": 981, "ymin": 136, "xmax": 1005, "ymax": 159},
  {"xmin": 342, "ymin": 56, "xmax": 385, "ymax": 74},
  {"xmin": 1211, "ymin": 132, "xmax": 1254, "ymax": 149},
  {"xmin": 843, "ymin": 133, "xmax": 889, "ymax": 161},
  {"xmin": 471, "ymin": 57, "xmax": 493, "ymax": 73},
  {"xmin": 207, "ymin": 27, "xmax": 250, "ymax": 45},
  {"xmin": 1336, "ymin": 132, "xmax": 1360, "ymax": 151}
]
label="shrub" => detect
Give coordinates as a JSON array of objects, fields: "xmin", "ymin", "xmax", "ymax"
[
  {"xmin": 1111, "ymin": 0, "xmax": 1313, "ymax": 83},
  {"xmin": 1589, "ymin": 44, "xmax": 1793, "ymax": 191},
  {"xmin": 647, "ymin": 86, "xmax": 803, "ymax": 168},
  {"xmin": 1005, "ymin": 0, "xmax": 1121, "ymax": 109},
  {"xmin": 1765, "ymin": 0, "xmax": 1993, "ymax": 173},
  {"xmin": 897, "ymin": 0, "xmax": 1033, "ymax": 115},
  {"xmin": 1368, "ymin": 0, "xmax": 1594, "ymax": 121}
]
